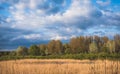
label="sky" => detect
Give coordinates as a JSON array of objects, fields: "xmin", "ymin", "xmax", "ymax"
[{"xmin": 0, "ymin": 0, "xmax": 120, "ymax": 50}]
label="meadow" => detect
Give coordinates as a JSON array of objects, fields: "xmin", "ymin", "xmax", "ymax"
[{"xmin": 0, "ymin": 59, "xmax": 120, "ymax": 74}]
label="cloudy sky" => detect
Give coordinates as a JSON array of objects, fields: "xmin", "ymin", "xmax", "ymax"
[{"xmin": 0, "ymin": 0, "xmax": 120, "ymax": 50}]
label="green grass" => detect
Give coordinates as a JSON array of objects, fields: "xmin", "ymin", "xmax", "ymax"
[{"xmin": 0, "ymin": 53, "xmax": 120, "ymax": 61}]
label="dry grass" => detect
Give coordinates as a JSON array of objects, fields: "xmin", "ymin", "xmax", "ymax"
[{"xmin": 0, "ymin": 59, "xmax": 120, "ymax": 74}]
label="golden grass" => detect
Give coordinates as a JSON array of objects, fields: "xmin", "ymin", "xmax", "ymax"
[{"xmin": 0, "ymin": 59, "xmax": 120, "ymax": 74}]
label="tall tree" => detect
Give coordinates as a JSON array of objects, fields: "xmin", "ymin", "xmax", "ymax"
[
  {"xmin": 69, "ymin": 37, "xmax": 79, "ymax": 54},
  {"xmin": 84, "ymin": 36, "xmax": 93, "ymax": 53},
  {"xmin": 47, "ymin": 40, "xmax": 63, "ymax": 54},
  {"xmin": 55, "ymin": 40, "xmax": 63, "ymax": 54},
  {"xmin": 47, "ymin": 40, "xmax": 56, "ymax": 55}
]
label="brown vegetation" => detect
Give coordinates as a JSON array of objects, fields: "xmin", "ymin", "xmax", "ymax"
[{"xmin": 0, "ymin": 59, "xmax": 120, "ymax": 74}]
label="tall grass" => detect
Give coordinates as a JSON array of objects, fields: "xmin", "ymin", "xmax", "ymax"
[{"xmin": 0, "ymin": 59, "xmax": 120, "ymax": 74}]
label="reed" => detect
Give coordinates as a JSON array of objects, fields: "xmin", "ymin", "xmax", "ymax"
[{"xmin": 0, "ymin": 59, "xmax": 120, "ymax": 74}]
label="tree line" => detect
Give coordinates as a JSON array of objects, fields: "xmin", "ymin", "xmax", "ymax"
[{"xmin": 12, "ymin": 34, "xmax": 120, "ymax": 56}]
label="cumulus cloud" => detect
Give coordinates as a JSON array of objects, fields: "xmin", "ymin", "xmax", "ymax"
[
  {"xmin": 5, "ymin": 0, "xmax": 94, "ymax": 41},
  {"xmin": 0, "ymin": 0, "xmax": 120, "ymax": 50},
  {"xmin": 8, "ymin": 0, "xmax": 92, "ymax": 30}
]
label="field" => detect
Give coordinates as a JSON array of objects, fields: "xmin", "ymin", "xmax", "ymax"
[{"xmin": 0, "ymin": 59, "xmax": 120, "ymax": 74}]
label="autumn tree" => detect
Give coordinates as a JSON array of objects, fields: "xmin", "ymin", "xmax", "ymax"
[
  {"xmin": 47, "ymin": 40, "xmax": 63, "ymax": 55},
  {"xmin": 69, "ymin": 37, "xmax": 79, "ymax": 54},
  {"xmin": 47, "ymin": 40, "xmax": 56, "ymax": 55},
  {"xmin": 69, "ymin": 36, "xmax": 94, "ymax": 54},
  {"xmin": 55, "ymin": 40, "xmax": 63, "ymax": 54},
  {"xmin": 78, "ymin": 36, "xmax": 87, "ymax": 53}
]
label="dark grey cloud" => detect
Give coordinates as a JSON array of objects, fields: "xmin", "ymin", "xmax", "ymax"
[{"xmin": 0, "ymin": 27, "xmax": 49, "ymax": 50}]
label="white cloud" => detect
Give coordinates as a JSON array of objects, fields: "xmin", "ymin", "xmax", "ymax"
[
  {"xmin": 96, "ymin": 0, "xmax": 111, "ymax": 6},
  {"xmin": 6, "ymin": 18, "xmax": 11, "ymax": 23},
  {"xmin": 66, "ymin": 28, "xmax": 71, "ymax": 32},
  {"xmin": 50, "ymin": 34, "xmax": 68, "ymax": 40},
  {"xmin": 47, "ymin": 0, "xmax": 91, "ymax": 24},
  {"xmin": 11, "ymin": 33, "xmax": 69, "ymax": 41},
  {"xmin": 15, "ymin": 2, "xmax": 25, "ymax": 10},
  {"xmin": 63, "ymin": 0, "xmax": 90, "ymax": 17},
  {"xmin": 8, "ymin": 0, "xmax": 92, "ymax": 30},
  {"xmin": 11, "ymin": 34, "xmax": 42, "ymax": 41},
  {"xmin": 23, "ymin": 34, "xmax": 41, "ymax": 40}
]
